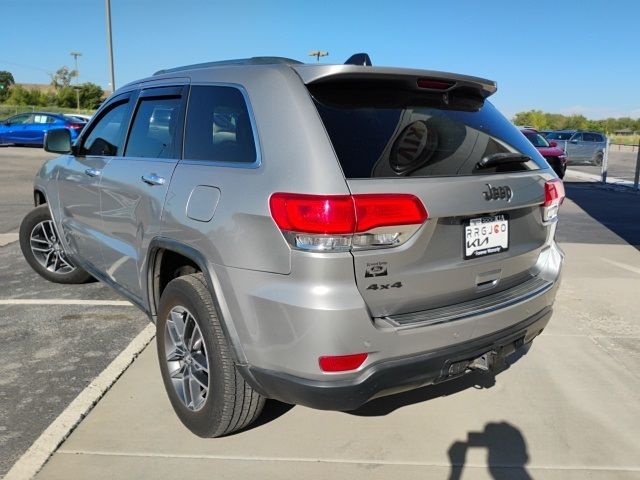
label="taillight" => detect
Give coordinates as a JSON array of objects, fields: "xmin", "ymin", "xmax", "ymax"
[
  {"xmin": 269, "ymin": 193, "xmax": 428, "ymax": 252},
  {"xmin": 66, "ymin": 123, "xmax": 83, "ymax": 130},
  {"xmin": 269, "ymin": 194, "xmax": 355, "ymax": 234},
  {"xmin": 542, "ymin": 179, "xmax": 565, "ymax": 221},
  {"xmin": 319, "ymin": 353, "xmax": 368, "ymax": 372}
]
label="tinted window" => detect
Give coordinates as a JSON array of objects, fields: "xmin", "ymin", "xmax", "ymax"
[
  {"xmin": 582, "ymin": 132, "xmax": 596, "ymax": 142},
  {"xmin": 8, "ymin": 114, "xmax": 31, "ymax": 125},
  {"xmin": 571, "ymin": 133, "xmax": 583, "ymax": 141},
  {"xmin": 81, "ymin": 101, "xmax": 130, "ymax": 156},
  {"xmin": 310, "ymin": 90, "xmax": 542, "ymax": 179},
  {"xmin": 594, "ymin": 134, "xmax": 605, "ymax": 142},
  {"xmin": 125, "ymin": 97, "xmax": 182, "ymax": 159},
  {"xmin": 184, "ymin": 86, "xmax": 257, "ymax": 163},
  {"xmin": 523, "ymin": 131, "xmax": 550, "ymax": 148},
  {"xmin": 546, "ymin": 132, "xmax": 574, "ymax": 141}
]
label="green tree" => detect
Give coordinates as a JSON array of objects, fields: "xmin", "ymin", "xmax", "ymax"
[
  {"xmin": 5, "ymin": 85, "xmax": 46, "ymax": 106},
  {"xmin": 0, "ymin": 70, "xmax": 15, "ymax": 102},
  {"xmin": 50, "ymin": 66, "xmax": 75, "ymax": 89},
  {"xmin": 55, "ymin": 87, "xmax": 77, "ymax": 108},
  {"xmin": 79, "ymin": 82, "xmax": 104, "ymax": 109}
]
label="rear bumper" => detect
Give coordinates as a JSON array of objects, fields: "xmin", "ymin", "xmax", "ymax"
[{"xmin": 240, "ymin": 306, "xmax": 551, "ymax": 411}]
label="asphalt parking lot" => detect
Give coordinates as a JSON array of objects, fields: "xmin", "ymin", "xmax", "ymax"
[
  {"xmin": 2, "ymin": 146, "xmax": 640, "ymax": 479},
  {"xmin": 0, "ymin": 147, "xmax": 149, "ymax": 476},
  {"xmin": 571, "ymin": 148, "xmax": 638, "ymax": 184}
]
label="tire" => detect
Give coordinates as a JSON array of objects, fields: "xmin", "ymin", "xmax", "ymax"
[
  {"xmin": 157, "ymin": 273, "xmax": 265, "ymax": 437},
  {"xmin": 594, "ymin": 152, "xmax": 603, "ymax": 166},
  {"xmin": 19, "ymin": 205, "xmax": 93, "ymax": 284}
]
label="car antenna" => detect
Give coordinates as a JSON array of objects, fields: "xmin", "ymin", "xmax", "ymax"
[{"xmin": 344, "ymin": 53, "xmax": 372, "ymax": 66}]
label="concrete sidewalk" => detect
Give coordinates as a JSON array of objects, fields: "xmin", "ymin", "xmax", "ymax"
[{"xmin": 32, "ymin": 185, "xmax": 640, "ymax": 480}]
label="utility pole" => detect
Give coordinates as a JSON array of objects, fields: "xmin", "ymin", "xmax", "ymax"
[
  {"xmin": 70, "ymin": 51, "xmax": 82, "ymax": 111},
  {"xmin": 308, "ymin": 50, "xmax": 329, "ymax": 62},
  {"xmin": 106, "ymin": 0, "xmax": 116, "ymax": 92}
]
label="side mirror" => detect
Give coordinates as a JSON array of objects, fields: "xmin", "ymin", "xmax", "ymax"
[
  {"xmin": 549, "ymin": 141, "xmax": 558, "ymax": 147},
  {"xmin": 44, "ymin": 128, "xmax": 72, "ymax": 154}
]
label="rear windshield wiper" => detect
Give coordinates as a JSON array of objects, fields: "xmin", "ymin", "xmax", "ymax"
[{"xmin": 477, "ymin": 152, "xmax": 531, "ymax": 169}]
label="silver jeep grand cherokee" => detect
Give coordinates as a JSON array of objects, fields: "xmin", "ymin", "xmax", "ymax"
[{"xmin": 20, "ymin": 55, "xmax": 564, "ymax": 437}]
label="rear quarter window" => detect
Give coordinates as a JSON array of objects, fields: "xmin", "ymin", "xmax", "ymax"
[
  {"xmin": 310, "ymin": 90, "xmax": 544, "ymax": 179},
  {"xmin": 184, "ymin": 85, "xmax": 257, "ymax": 164}
]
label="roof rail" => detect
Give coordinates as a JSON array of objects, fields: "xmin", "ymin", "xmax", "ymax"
[{"xmin": 154, "ymin": 56, "xmax": 303, "ymax": 75}]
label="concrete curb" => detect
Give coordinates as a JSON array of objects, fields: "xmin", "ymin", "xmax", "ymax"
[{"xmin": 4, "ymin": 323, "xmax": 156, "ymax": 480}]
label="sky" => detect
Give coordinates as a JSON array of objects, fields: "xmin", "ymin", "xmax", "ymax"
[{"xmin": 1, "ymin": 0, "xmax": 639, "ymax": 119}]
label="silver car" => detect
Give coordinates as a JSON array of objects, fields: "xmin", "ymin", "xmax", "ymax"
[
  {"xmin": 20, "ymin": 56, "xmax": 564, "ymax": 437},
  {"xmin": 545, "ymin": 130, "xmax": 607, "ymax": 165}
]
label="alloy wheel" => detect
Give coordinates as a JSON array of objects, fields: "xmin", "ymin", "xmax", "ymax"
[
  {"xmin": 29, "ymin": 220, "xmax": 76, "ymax": 274},
  {"xmin": 164, "ymin": 306, "xmax": 210, "ymax": 411}
]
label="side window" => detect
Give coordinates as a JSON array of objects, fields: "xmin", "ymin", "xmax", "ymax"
[
  {"xmin": 33, "ymin": 114, "xmax": 50, "ymax": 124},
  {"xmin": 184, "ymin": 85, "xmax": 257, "ymax": 163},
  {"xmin": 582, "ymin": 133, "xmax": 596, "ymax": 142},
  {"xmin": 595, "ymin": 134, "xmax": 605, "ymax": 143},
  {"xmin": 8, "ymin": 114, "xmax": 31, "ymax": 125},
  {"xmin": 125, "ymin": 97, "xmax": 182, "ymax": 159},
  {"xmin": 571, "ymin": 133, "xmax": 583, "ymax": 142},
  {"xmin": 80, "ymin": 101, "xmax": 130, "ymax": 156}
]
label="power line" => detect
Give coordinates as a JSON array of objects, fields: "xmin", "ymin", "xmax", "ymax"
[{"xmin": 0, "ymin": 59, "xmax": 50, "ymax": 74}]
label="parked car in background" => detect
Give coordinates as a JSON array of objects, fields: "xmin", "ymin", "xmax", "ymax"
[
  {"xmin": 0, "ymin": 112, "xmax": 84, "ymax": 146},
  {"xmin": 538, "ymin": 130, "xmax": 552, "ymax": 138},
  {"xmin": 64, "ymin": 114, "xmax": 92, "ymax": 124},
  {"xmin": 520, "ymin": 128, "xmax": 566, "ymax": 178},
  {"xmin": 546, "ymin": 130, "xmax": 606, "ymax": 165}
]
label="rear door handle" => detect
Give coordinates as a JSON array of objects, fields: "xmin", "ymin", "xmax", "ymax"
[
  {"xmin": 141, "ymin": 173, "xmax": 166, "ymax": 186},
  {"xmin": 84, "ymin": 168, "xmax": 101, "ymax": 177}
]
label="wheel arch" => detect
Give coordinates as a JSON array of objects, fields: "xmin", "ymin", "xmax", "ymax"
[
  {"xmin": 34, "ymin": 188, "xmax": 46, "ymax": 206},
  {"xmin": 146, "ymin": 237, "xmax": 248, "ymax": 364}
]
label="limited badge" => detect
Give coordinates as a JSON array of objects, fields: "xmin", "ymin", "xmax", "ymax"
[{"xmin": 365, "ymin": 261, "xmax": 388, "ymax": 277}]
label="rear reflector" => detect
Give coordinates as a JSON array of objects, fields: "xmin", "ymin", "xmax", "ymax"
[
  {"xmin": 319, "ymin": 353, "xmax": 368, "ymax": 372},
  {"xmin": 542, "ymin": 179, "xmax": 565, "ymax": 221}
]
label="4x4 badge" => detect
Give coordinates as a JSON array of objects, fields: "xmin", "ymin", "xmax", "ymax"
[{"xmin": 483, "ymin": 184, "xmax": 513, "ymax": 202}]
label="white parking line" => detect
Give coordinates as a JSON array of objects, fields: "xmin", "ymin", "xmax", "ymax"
[
  {"xmin": 0, "ymin": 299, "xmax": 133, "ymax": 306},
  {"xmin": 4, "ymin": 323, "xmax": 156, "ymax": 480},
  {"xmin": 0, "ymin": 232, "xmax": 19, "ymax": 246},
  {"xmin": 602, "ymin": 258, "xmax": 640, "ymax": 276}
]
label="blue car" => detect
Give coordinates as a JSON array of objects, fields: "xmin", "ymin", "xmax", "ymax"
[{"xmin": 0, "ymin": 112, "xmax": 84, "ymax": 146}]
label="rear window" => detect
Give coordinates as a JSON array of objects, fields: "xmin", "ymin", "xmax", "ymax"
[{"xmin": 310, "ymin": 87, "xmax": 544, "ymax": 179}]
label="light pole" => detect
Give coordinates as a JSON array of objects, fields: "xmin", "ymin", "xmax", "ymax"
[
  {"xmin": 309, "ymin": 50, "xmax": 329, "ymax": 62},
  {"xmin": 106, "ymin": 0, "xmax": 116, "ymax": 92},
  {"xmin": 70, "ymin": 51, "xmax": 82, "ymax": 111}
]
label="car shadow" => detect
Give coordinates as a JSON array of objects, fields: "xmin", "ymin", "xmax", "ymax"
[
  {"xmin": 559, "ymin": 182, "xmax": 640, "ymax": 249},
  {"xmin": 348, "ymin": 371, "xmax": 496, "ymax": 417},
  {"xmin": 231, "ymin": 399, "xmax": 295, "ymax": 436},
  {"xmin": 447, "ymin": 421, "xmax": 531, "ymax": 480}
]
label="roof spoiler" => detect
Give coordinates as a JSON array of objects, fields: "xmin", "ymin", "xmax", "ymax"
[{"xmin": 293, "ymin": 65, "xmax": 497, "ymax": 100}]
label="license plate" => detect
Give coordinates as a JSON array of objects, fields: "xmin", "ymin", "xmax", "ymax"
[{"xmin": 464, "ymin": 214, "xmax": 509, "ymax": 259}]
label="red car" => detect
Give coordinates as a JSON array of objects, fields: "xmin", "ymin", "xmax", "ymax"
[{"xmin": 519, "ymin": 128, "xmax": 566, "ymax": 178}]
